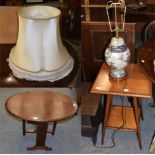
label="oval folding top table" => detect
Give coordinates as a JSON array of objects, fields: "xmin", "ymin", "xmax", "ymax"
[{"xmin": 5, "ymin": 90, "xmax": 78, "ymax": 151}]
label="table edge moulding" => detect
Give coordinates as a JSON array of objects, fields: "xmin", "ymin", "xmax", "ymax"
[{"xmin": 91, "ymin": 63, "xmax": 152, "ymax": 98}]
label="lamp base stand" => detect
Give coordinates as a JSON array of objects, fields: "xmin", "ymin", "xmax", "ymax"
[{"xmin": 109, "ymin": 69, "xmax": 127, "ymax": 81}]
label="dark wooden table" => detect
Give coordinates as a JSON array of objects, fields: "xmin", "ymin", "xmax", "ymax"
[
  {"xmin": 137, "ymin": 40, "xmax": 155, "ymax": 106},
  {"xmin": 137, "ymin": 40, "xmax": 155, "ymax": 151},
  {"xmin": 137, "ymin": 40, "xmax": 155, "ymax": 83},
  {"xmin": 0, "ymin": 39, "xmax": 81, "ymax": 87},
  {"xmin": 5, "ymin": 90, "xmax": 78, "ymax": 150},
  {"xmin": 126, "ymin": 4, "xmax": 155, "ymax": 48},
  {"xmin": 126, "ymin": 4, "xmax": 155, "ymax": 23}
]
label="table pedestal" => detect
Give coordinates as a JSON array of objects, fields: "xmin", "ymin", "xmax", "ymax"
[{"xmin": 27, "ymin": 122, "xmax": 52, "ymax": 151}]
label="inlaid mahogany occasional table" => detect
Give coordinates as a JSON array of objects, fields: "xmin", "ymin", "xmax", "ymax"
[
  {"xmin": 90, "ymin": 63, "xmax": 152, "ymax": 149},
  {"xmin": 5, "ymin": 91, "xmax": 78, "ymax": 151},
  {"xmin": 137, "ymin": 40, "xmax": 155, "ymax": 107}
]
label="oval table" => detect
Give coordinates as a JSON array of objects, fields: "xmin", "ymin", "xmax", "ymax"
[
  {"xmin": 137, "ymin": 40, "xmax": 155, "ymax": 107},
  {"xmin": 137, "ymin": 40, "xmax": 155, "ymax": 152},
  {"xmin": 0, "ymin": 39, "xmax": 81, "ymax": 87},
  {"xmin": 5, "ymin": 91, "xmax": 78, "ymax": 151}
]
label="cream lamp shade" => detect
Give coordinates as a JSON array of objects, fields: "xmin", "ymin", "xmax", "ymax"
[{"xmin": 8, "ymin": 6, "xmax": 74, "ymax": 82}]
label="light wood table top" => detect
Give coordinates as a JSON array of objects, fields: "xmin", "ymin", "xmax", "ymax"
[
  {"xmin": 5, "ymin": 91, "xmax": 78, "ymax": 122},
  {"xmin": 90, "ymin": 63, "xmax": 152, "ymax": 98},
  {"xmin": 5, "ymin": 90, "xmax": 78, "ymax": 151}
]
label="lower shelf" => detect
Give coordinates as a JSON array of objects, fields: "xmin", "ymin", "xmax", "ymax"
[{"xmin": 107, "ymin": 105, "xmax": 140, "ymax": 131}]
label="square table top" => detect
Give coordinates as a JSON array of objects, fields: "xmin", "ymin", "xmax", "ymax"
[{"xmin": 90, "ymin": 63, "xmax": 152, "ymax": 98}]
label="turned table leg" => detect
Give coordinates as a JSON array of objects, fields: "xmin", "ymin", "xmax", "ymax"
[
  {"xmin": 149, "ymin": 83, "xmax": 155, "ymax": 107},
  {"xmin": 52, "ymin": 122, "xmax": 57, "ymax": 135},
  {"xmin": 101, "ymin": 95, "xmax": 112, "ymax": 145},
  {"xmin": 133, "ymin": 97, "xmax": 142, "ymax": 149},
  {"xmin": 27, "ymin": 122, "xmax": 52, "ymax": 151}
]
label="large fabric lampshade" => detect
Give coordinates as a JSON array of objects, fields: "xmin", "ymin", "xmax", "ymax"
[{"xmin": 8, "ymin": 6, "xmax": 74, "ymax": 82}]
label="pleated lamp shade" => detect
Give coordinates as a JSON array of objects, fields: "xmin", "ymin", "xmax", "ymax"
[{"xmin": 8, "ymin": 6, "xmax": 74, "ymax": 82}]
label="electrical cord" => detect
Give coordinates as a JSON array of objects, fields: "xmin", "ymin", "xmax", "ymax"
[
  {"xmin": 80, "ymin": 140, "xmax": 91, "ymax": 148},
  {"xmin": 94, "ymin": 96, "xmax": 128, "ymax": 149}
]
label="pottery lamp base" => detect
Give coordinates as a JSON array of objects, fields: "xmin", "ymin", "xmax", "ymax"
[{"xmin": 109, "ymin": 69, "xmax": 127, "ymax": 80}]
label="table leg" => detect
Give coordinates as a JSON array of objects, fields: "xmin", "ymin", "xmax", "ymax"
[
  {"xmin": 137, "ymin": 98, "xmax": 144, "ymax": 120},
  {"xmin": 149, "ymin": 83, "xmax": 155, "ymax": 107},
  {"xmin": 27, "ymin": 122, "xmax": 52, "ymax": 151},
  {"xmin": 133, "ymin": 97, "xmax": 142, "ymax": 149},
  {"xmin": 23, "ymin": 120, "xmax": 26, "ymax": 136},
  {"xmin": 101, "ymin": 95, "xmax": 112, "ymax": 145},
  {"xmin": 52, "ymin": 122, "xmax": 57, "ymax": 135},
  {"xmin": 149, "ymin": 130, "xmax": 155, "ymax": 153}
]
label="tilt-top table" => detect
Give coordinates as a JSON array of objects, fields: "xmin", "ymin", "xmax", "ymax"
[
  {"xmin": 137, "ymin": 39, "xmax": 155, "ymax": 152},
  {"xmin": 5, "ymin": 90, "xmax": 78, "ymax": 151},
  {"xmin": 137, "ymin": 40, "xmax": 155, "ymax": 107}
]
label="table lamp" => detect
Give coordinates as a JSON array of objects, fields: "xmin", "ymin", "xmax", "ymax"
[
  {"xmin": 8, "ymin": 6, "xmax": 74, "ymax": 82},
  {"xmin": 105, "ymin": 0, "xmax": 131, "ymax": 80}
]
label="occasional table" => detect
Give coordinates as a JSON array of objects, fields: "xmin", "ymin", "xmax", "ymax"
[
  {"xmin": 126, "ymin": 4, "xmax": 155, "ymax": 48},
  {"xmin": 137, "ymin": 40, "xmax": 155, "ymax": 107},
  {"xmin": 137, "ymin": 40, "xmax": 155, "ymax": 84},
  {"xmin": 5, "ymin": 91, "xmax": 78, "ymax": 151},
  {"xmin": 0, "ymin": 39, "xmax": 81, "ymax": 87},
  {"xmin": 137, "ymin": 40, "xmax": 155, "ymax": 152},
  {"xmin": 126, "ymin": 4, "xmax": 155, "ymax": 23},
  {"xmin": 90, "ymin": 63, "xmax": 152, "ymax": 149}
]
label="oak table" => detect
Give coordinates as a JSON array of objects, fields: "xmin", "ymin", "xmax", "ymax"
[
  {"xmin": 90, "ymin": 63, "xmax": 152, "ymax": 149},
  {"xmin": 5, "ymin": 90, "xmax": 78, "ymax": 151}
]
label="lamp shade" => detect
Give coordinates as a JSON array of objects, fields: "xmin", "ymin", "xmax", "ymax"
[{"xmin": 8, "ymin": 6, "xmax": 74, "ymax": 82}]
